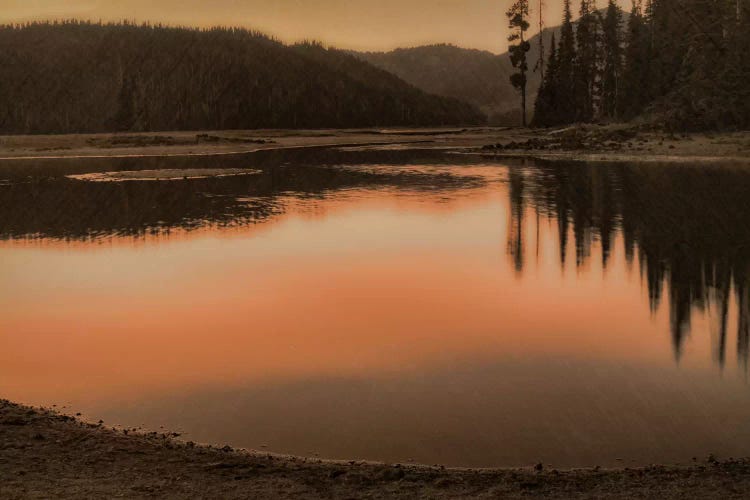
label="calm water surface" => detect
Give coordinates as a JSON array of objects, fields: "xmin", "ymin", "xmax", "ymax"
[{"xmin": 2, "ymin": 148, "xmax": 750, "ymax": 468}]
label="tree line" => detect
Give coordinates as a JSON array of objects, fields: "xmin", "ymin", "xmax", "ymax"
[
  {"xmin": 508, "ymin": 0, "xmax": 750, "ymax": 130},
  {"xmin": 0, "ymin": 21, "xmax": 483, "ymax": 134}
]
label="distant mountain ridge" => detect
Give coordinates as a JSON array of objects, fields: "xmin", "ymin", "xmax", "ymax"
[
  {"xmin": 355, "ymin": 35, "xmax": 557, "ymax": 125},
  {"xmin": 355, "ymin": 44, "xmax": 518, "ymax": 124},
  {"xmin": 354, "ymin": 10, "xmax": 622, "ymax": 125},
  {"xmin": 0, "ymin": 22, "xmax": 484, "ymax": 134}
]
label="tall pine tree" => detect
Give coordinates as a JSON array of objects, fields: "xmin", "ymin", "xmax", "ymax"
[
  {"xmin": 601, "ymin": 0, "xmax": 623, "ymax": 120},
  {"xmin": 620, "ymin": 0, "xmax": 649, "ymax": 117},
  {"xmin": 556, "ymin": 0, "xmax": 577, "ymax": 123},
  {"xmin": 573, "ymin": 0, "xmax": 599, "ymax": 122},
  {"xmin": 533, "ymin": 33, "xmax": 560, "ymax": 126},
  {"xmin": 506, "ymin": 0, "xmax": 531, "ymax": 126}
]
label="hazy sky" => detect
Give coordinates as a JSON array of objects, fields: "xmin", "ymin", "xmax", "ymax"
[{"xmin": 1, "ymin": 0, "xmax": 582, "ymax": 53}]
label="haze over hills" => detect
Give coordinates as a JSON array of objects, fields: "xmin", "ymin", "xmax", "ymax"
[
  {"xmin": 0, "ymin": 21, "xmax": 484, "ymax": 135},
  {"xmin": 355, "ymin": 36, "xmax": 554, "ymax": 124},
  {"xmin": 355, "ymin": 11, "xmax": 622, "ymax": 125}
]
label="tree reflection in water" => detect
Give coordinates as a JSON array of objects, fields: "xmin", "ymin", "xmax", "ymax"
[
  {"xmin": 2, "ymin": 150, "xmax": 748, "ymax": 372},
  {"xmin": 505, "ymin": 160, "xmax": 750, "ymax": 371}
]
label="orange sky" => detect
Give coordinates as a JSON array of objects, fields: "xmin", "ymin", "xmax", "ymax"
[{"xmin": 0, "ymin": 0, "xmax": 607, "ymax": 53}]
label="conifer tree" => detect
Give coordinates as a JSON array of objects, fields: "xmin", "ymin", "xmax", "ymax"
[
  {"xmin": 535, "ymin": 0, "xmax": 546, "ymax": 80},
  {"xmin": 506, "ymin": 0, "xmax": 531, "ymax": 126},
  {"xmin": 573, "ymin": 0, "xmax": 599, "ymax": 122},
  {"xmin": 667, "ymin": 0, "xmax": 749, "ymax": 128},
  {"xmin": 115, "ymin": 74, "xmax": 136, "ymax": 132},
  {"xmin": 531, "ymin": 0, "xmax": 749, "ymax": 129},
  {"xmin": 620, "ymin": 0, "xmax": 648, "ymax": 118},
  {"xmin": 532, "ymin": 33, "xmax": 559, "ymax": 126},
  {"xmin": 601, "ymin": 0, "xmax": 623, "ymax": 120},
  {"xmin": 555, "ymin": 0, "xmax": 577, "ymax": 123}
]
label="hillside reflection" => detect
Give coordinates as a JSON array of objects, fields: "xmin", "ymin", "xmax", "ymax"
[
  {"xmin": 505, "ymin": 160, "xmax": 750, "ymax": 370},
  {"xmin": 4, "ymin": 149, "xmax": 749, "ymax": 372},
  {"xmin": 0, "ymin": 148, "xmax": 483, "ymax": 241}
]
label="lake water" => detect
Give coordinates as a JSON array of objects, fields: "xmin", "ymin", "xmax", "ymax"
[{"xmin": 2, "ymin": 148, "xmax": 750, "ymax": 468}]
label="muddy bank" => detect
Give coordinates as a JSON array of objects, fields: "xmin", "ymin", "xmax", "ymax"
[
  {"xmin": 0, "ymin": 129, "xmax": 485, "ymax": 160},
  {"xmin": 480, "ymin": 125, "xmax": 750, "ymax": 164},
  {"xmin": 2, "ymin": 400, "xmax": 749, "ymax": 499},
  {"xmin": 1, "ymin": 126, "xmax": 748, "ymax": 164}
]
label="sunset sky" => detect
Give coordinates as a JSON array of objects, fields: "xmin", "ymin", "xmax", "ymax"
[{"xmin": 2, "ymin": 0, "xmax": 579, "ymax": 53}]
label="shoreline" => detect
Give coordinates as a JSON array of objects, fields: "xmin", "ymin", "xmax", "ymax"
[
  {"xmin": 472, "ymin": 150, "xmax": 750, "ymax": 165},
  {"xmin": 0, "ymin": 126, "xmax": 748, "ymax": 164},
  {"xmin": 3, "ymin": 399, "xmax": 750, "ymax": 499}
]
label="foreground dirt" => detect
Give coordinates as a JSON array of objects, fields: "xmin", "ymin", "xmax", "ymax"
[
  {"xmin": 2, "ymin": 400, "xmax": 750, "ymax": 499},
  {"xmin": 1, "ymin": 126, "xmax": 748, "ymax": 163}
]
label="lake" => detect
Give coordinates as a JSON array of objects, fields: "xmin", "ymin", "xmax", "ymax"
[{"xmin": 2, "ymin": 147, "xmax": 750, "ymax": 468}]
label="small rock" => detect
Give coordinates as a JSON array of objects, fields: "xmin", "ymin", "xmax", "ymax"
[
  {"xmin": 1, "ymin": 417, "xmax": 27, "ymax": 426},
  {"xmin": 329, "ymin": 469, "xmax": 346, "ymax": 479},
  {"xmin": 379, "ymin": 466, "xmax": 406, "ymax": 481},
  {"xmin": 434, "ymin": 478, "xmax": 452, "ymax": 488}
]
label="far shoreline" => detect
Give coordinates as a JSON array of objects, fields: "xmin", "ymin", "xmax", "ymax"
[{"xmin": 0, "ymin": 126, "xmax": 748, "ymax": 165}]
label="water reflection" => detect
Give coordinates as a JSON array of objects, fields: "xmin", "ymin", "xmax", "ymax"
[
  {"xmin": 4, "ymin": 150, "xmax": 750, "ymax": 467},
  {"xmin": 504, "ymin": 160, "xmax": 750, "ymax": 370},
  {"xmin": 0, "ymin": 148, "xmax": 484, "ymax": 241}
]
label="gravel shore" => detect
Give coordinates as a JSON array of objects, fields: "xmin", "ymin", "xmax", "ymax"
[{"xmin": 3, "ymin": 400, "xmax": 750, "ymax": 499}]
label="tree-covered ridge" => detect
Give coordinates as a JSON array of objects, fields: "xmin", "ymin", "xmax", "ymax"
[
  {"xmin": 0, "ymin": 21, "xmax": 484, "ymax": 134},
  {"xmin": 534, "ymin": 0, "xmax": 750, "ymax": 130},
  {"xmin": 355, "ymin": 44, "xmax": 538, "ymax": 125}
]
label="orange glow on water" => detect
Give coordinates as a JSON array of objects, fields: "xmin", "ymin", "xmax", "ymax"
[{"xmin": 2, "ymin": 168, "xmax": 749, "ymax": 467}]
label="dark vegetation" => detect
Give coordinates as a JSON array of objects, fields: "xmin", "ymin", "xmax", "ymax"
[
  {"xmin": 355, "ymin": 45, "xmax": 538, "ymax": 126},
  {"xmin": 533, "ymin": 0, "xmax": 750, "ymax": 130},
  {"xmin": 354, "ymin": 12, "xmax": 625, "ymax": 127},
  {"xmin": 0, "ymin": 21, "xmax": 484, "ymax": 135},
  {"xmin": 506, "ymin": 0, "xmax": 532, "ymax": 126}
]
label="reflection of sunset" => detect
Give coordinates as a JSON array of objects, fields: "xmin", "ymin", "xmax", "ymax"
[
  {"xmin": 3, "ymin": 157, "xmax": 750, "ymax": 468},
  {"xmin": 0, "ymin": 184, "xmax": 715, "ymax": 406}
]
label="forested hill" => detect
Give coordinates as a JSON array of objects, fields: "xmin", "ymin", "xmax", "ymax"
[
  {"xmin": 0, "ymin": 22, "xmax": 485, "ymax": 135},
  {"xmin": 356, "ymin": 45, "xmax": 522, "ymax": 125},
  {"xmin": 355, "ymin": 36, "xmax": 557, "ymax": 125},
  {"xmin": 354, "ymin": 11, "xmax": 623, "ymax": 125}
]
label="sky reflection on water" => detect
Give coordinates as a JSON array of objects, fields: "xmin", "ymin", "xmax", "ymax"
[{"xmin": 2, "ymin": 150, "xmax": 749, "ymax": 467}]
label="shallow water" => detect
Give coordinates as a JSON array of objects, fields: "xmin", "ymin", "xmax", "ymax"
[{"xmin": 2, "ymin": 148, "xmax": 750, "ymax": 468}]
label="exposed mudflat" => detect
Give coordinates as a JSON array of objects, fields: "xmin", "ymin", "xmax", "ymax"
[
  {"xmin": 2, "ymin": 400, "xmax": 750, "ymax": 499},
  {"xmin": 479, "ymin": 125, "xmax": 750, "ymax": 164},
  {"xmin": 67, "ymin": 168, "xmax": 262, "ymax": 182},
  {"xmin": 1, "ymin": 126, "xmax": 748, "ymax": 163}
]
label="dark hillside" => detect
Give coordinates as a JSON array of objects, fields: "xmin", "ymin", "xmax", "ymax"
[
  {"xmin": 355, "ymin": 11, "xmax": 625, "ymax": 125},
  {"xmin": 355, "ymin": 34, "xmax": 557, "ymax": 125},
  {"xmin": 0, "ymin": 21, "xmax": 484, "ymax": 134}
]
